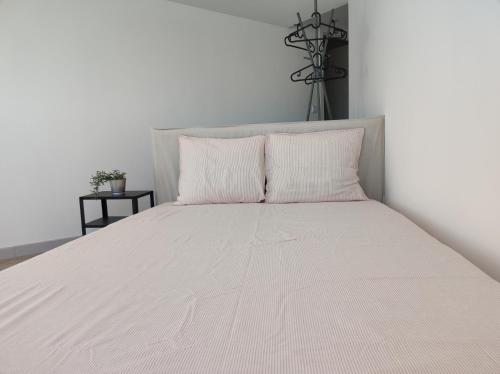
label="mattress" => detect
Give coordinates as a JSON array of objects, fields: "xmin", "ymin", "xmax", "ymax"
[{"xmin": 1, "ymin": 201, "xmax": 499, "ymax": 373}]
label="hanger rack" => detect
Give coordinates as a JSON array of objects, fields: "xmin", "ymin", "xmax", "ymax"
[{"xmin": 284, "ymin": 0, "xmax": 348, "ymax": 121}]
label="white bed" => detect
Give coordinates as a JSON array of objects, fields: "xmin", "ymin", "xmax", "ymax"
[
  {"xmin": 1, "ymin": 118, "xmax": 499, "ymax": 373},
  {"xmin": 1, "ymin": 201, "xmax": 500, "ymax": 373}
]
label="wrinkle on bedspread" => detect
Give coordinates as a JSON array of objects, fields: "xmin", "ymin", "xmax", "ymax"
[{"xmin": 1, "ymin": 201, "xmax": 499, "ymax": 373}]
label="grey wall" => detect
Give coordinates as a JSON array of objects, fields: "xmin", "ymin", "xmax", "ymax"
[
  {"xmin": 0, "ymin": 0, "xmax": 308, "ymax": 251},
  {"xmin": 349, "ymin": 0, "xmax": 500, "ymax": 280}
]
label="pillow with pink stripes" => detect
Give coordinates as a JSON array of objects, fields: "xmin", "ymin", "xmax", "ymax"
[
  {"xmin": 177, "ymin": 135, "xmax": 266, "ymax": 205},
  {"xmin": 265, "ymin": 128, "xmax": 368, "ymax": 203}
]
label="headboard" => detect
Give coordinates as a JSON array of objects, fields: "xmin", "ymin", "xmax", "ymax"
[{"xmin": 152, "ymin": 116, "xmax": 385, "ymax": 203}]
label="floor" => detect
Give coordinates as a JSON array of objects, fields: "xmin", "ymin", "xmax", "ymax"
[{"xmin": 0, "ymin": 255, "xmax": 37, "ymax": 271}]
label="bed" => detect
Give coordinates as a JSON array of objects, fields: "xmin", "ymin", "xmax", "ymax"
[{"xmin": 1, "ymin": 117, "xmax": 499, "ymax": 373}]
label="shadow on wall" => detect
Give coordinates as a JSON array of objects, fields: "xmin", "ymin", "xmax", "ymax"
[{"xmin": 325, "ymin": 4, "xmax": 349, "ymax": 120}]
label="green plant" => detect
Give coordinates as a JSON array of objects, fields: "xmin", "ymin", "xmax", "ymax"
[{"xmin": 90, "ymin": 170, "xmax": 126, "ymax": 194}]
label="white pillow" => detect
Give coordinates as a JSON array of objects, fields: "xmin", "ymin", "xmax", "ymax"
[
  {"xmin": 177, "ymin": 135, "xmax": 266, "ymax": 204},
  {"xmin": 265, "ymin": 128, "xmax": 368, "ymax": 203}
]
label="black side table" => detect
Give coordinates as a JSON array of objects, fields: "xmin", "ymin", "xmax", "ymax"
[{"xmin": 79, "ymin": 191, "xmax": 154, "ymax": 235}]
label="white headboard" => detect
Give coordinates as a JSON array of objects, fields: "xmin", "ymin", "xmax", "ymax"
[{"xmin": 152, "ymin": 116, "xmax": 385, "ymax": 203}]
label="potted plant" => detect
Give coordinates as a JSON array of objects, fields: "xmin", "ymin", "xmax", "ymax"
[{"xmin": 90, "ymin": 170, "xmax": 127, "ymax": 196}]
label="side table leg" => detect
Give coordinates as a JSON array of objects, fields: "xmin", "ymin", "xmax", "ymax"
[
  {"xmin": 132, "ymin": 198, "xmax": 139, "ymax": 214},
  {"xmin": 101, "ymin": 199, "xmax": 108, "ymax": 220},
  {"xmin": 149, "ymin": 192, "xmax": 155, "ymax": 208},
  {"xmin": 79, "ymin": 198, "xmax": 86, "ymax": 236}
]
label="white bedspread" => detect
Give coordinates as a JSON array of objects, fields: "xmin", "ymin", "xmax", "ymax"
[{"xmin": 1, "ymin": 201, "xmax": 499, "ymax": 373}]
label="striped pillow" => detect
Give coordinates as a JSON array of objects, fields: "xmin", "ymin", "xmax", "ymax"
[
  {"xmin": 177, "ymin": 135, "xmax": 266, "ymax": 204},
  {"xmin": 265, "ymin": 129, "xmax": 368, "ymax": 203}
]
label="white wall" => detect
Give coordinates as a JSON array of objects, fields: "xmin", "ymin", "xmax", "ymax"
[
  {"xmin": 0, "ymin": 0, "xmax": 308, "ymax": 248},
  {"xmin": 349, "ymin": 0, "xmax": 500, "ymax": 280}
]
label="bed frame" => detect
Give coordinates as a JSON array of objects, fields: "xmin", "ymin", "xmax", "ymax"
[{"xmin": 151, "ymin": 116, "xmax": 385, "ymax": 204}]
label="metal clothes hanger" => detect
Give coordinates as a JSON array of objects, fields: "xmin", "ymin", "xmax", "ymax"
[{"xmin": 284, "ymin": 1, "xmax": 348, "ymax": 120}]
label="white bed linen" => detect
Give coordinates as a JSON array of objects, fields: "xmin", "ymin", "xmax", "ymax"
[
  {"xmin": 1, "ymin": 201, "xmax": 499, "ymax": 373},
  {"xmin": 177, "ymin": 135, "xmax": 266, "ymax": 204},
  {"xmin": 265, "ymin": 129, "xmax": 367, "ymax": 203}
]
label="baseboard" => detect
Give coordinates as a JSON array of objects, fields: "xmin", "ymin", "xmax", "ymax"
[{"xmin": 0, "ymin": 237, "xmax": 77, "ymax": 261}]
